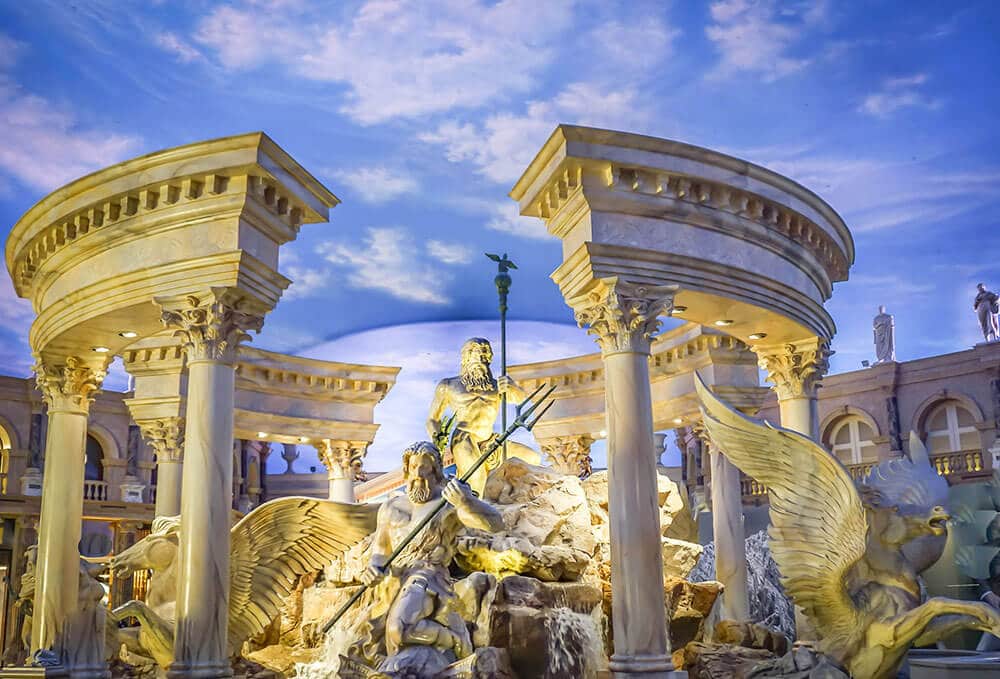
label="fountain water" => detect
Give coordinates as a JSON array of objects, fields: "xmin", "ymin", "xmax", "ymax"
[{"xmin": 544, "ymin": 606, "xmax": 605, "ymax": 679}]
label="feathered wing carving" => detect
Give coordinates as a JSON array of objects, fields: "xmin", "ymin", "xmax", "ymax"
[
  {"xmin": 227, "ymin": 496, "xmax": 379, "ymax": 655},
  {"xmin": 695, "ymin": 376, "xmax": 866, "ymax": 652}
]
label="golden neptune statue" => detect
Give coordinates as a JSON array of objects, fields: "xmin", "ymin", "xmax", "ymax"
[{"xmin": 426, "ymin": 338, "xmax": 539, "ymax": 494}]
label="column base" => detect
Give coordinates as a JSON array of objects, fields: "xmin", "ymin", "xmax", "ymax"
[
  {"xmin": 609, "ymin": 653, "xmax": 684, "ymax": 677},
  {"xmin": 0, "ymin": 668, "xmax": 69, "ymax": 679},
  {"xmin": 166, "ymin": 663, "xmax": 232, "ymax": 679}
]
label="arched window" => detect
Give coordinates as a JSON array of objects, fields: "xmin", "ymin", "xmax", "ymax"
[
  {"xmin": 925, "ymin": 401, "xmax": 979, "ymax": 454},
  {"xmin": 825, "ymin": 417, "xmax": 876, "ymax": 465},
  {"xmin": 84, "ymin": 435, "xmax": 104, "ymax": 481}
]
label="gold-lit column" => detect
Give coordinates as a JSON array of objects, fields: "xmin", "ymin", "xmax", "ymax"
[
  {"xmin": 30, "ymin": 355, "xmax": 107, "ymax": 653},
  {"xmin": 570, "ymin": 277, "xmax": 682, "ymax": 678},
  {"xmin": 138, "ymin": 417, "xmax": 185, "ymax": 517},
  {"xmin": 157, "ymin": 290, "xmax": 262, "ymax": 677}
]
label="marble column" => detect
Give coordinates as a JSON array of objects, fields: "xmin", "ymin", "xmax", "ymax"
[
  {"xmin": 694, "ymin": 423, "xmax": 749, "ymax": 622},
  {"xmin": 157, "ymin": 290, "xmax": 263, "ymax": 678},
  {"xmin": 756, "ymin": 338, "xmax": 831, "ymax": 639},
  {"xmin": 540, "ymin": 434, "xmax": 594, "ymax": 477},
  {"xmin": 138, "ymin": 417, "xmax": 185, "ymax": 517},
  {"xmin": 316, "ymin": 440, "xmax": 366, "ymax": 503},
  {"xmin": 570, "ymin": 277, "xmax": 681, "ymax": 678},
  {"xmin": 756, "ymin": 338, "xmax": 831, "ymax": 441},
  {"xmin": 30, "ymin": 355, "xmax": 107, "ymax": 654}
]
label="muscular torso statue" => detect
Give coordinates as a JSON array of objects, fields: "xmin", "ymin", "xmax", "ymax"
[
  {"xmin": 426, "ymin": 338, "xmax": 540, "ymax": 493},
  {"xmin": 362, "ymin": 442, "xmax": 503, "ymax": 663}
]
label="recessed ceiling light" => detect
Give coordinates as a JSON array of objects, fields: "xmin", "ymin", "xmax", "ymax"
[
  {"xmin": 748, "ymin": 332, "xmax": 768, "ymax": 340},
  {"xmin": 257, "ymin": 432, "xmax": 269, "ymax": 438},
  {"xmin": 92, "ymin": 346, "xmax": 110, "ymax": 353},
  {"xmin": 673, "ymin": 305, "xmax": 687, "ymax": 314},
  {"xmin": 672, "ymin": 417, "xmax": 683, "ymax": 425},
  {"xmin": 118, "ymin": 330, "xmax": 138, "ymax": 338},
  {"xmin": 714, "ymin": 319, "xmax": 734, "ymax": 326},
  {"xmin": 599, "ymin": 429, "xmax": 608, "ymax": 438},
  {"xmin": 298, "ymin": 436, "xmax": 309, "ymax": 443}
]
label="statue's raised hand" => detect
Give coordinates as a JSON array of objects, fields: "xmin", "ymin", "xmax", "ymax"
[
  {"xmin": 362, "ymin": 563, "xmax": 386, "ymax": 586},
  {"xmin": 443, "ymin": 479, "xmax": 475, "ymax": 507}
]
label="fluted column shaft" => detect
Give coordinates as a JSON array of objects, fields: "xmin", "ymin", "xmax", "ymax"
[
  {"xmin": 570, "ymin": 277, "xmax": 681, "ymax": 678},
  {"xmin": 157, "ymin": 290, "xmax": 262, "ymax": 678},
  {"xmin": 31, "ymin": 356, "xmax": 106, "ymax": 654}
]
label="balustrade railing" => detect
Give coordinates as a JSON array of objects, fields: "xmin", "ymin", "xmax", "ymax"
[{"xmin": 83, "ymin": 479, "xmax": 108, "ymax": 501}]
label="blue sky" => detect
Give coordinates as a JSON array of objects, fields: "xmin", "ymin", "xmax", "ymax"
[{"xmin": 1, "ymin": 1, "xmax": 998, "ymax": 470}]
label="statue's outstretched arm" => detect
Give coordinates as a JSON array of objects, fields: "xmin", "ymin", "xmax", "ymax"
[
  {"xmin": 426, "ymin": 381, "xmax": 449, "ymax": 441},
  {"xmin": 443, "ymin": 479, "xmax": 503, "ymax": 532}
]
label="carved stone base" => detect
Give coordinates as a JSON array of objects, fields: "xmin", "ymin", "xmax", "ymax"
[{"xmin": 0, "ymin": 667, "xmax": 69, "ymax": 678}]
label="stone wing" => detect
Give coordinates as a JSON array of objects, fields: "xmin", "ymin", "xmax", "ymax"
[
  {"xmin": 695, "ymin": 376, "xmax": 866, "ymax": 649},
  {"xmin": 227, "ymin": 496, "xmax": 379, "ymax": 655}
]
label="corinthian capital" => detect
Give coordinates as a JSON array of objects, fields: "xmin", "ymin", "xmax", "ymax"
[
  {"xmin": 138, "ymin": 417, "xmax": 185, "ymax": 462},
  {"xmin": 755, "ymin": 338, "xmax": 832, "ymax": 400},
  {"xmin": 568, "ymin": 277, "xmax": 678, "ymax": 355},
  {"xmin": 316, "ymin": 440, "xmax": 368, "ymax": 481},
  {"xmin": 155, "ymin": 288, "xmax": 264, "ymax": 364},
  {"xmin": 33, "ymin": 355, "xmax": 107, "ymax": 413},
  {"xmin": 540, "ymin": 434, "xmax": 594, "ymax": 478}
]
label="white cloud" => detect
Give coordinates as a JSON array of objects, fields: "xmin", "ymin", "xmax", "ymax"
[
  {"xmin": 591, "ymin": 18, "xmax": 680, "ymax": 68},
  {"xmin": 858, "ymin": 73, "xmax": 942, "ymax": 118},
  {"xmin": 427, "ymin": 240, "xmax": 473, "ymax": 265},
  {"xmin": 154, "ymin": 32, "xmax": 203, "ymax": 62},
  {"xmin": 705, "ymin": 0, "xmax": 827, "ymax": 82},
  {"xmin": 191, "ymin": 0, "xmax": 576, "ymax": 125},
  {"xmin": 332, "ymin": 165, "xmax": 419, "ymax": 204},
  {"xmin": 318, "ymin": 227, "xmax": 456, "ymax": 305},
  {"xmin": 0, "ymin": 36, "xmax": 141, "ymax": 191},
  {"xmin": 486, "ymin": 202, "xmax": 547, "ymax": 240},
  {"xmin": 420, "ymin": 82, "xmax": 654, "ymax": 185}
]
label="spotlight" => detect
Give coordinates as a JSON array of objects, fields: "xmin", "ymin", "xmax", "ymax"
[
  {"xmin": 298, "ymin": 436, "xmax": 309, "ymax": 443},
  {"xmin": 118, "ymin": 331, "xmax": 138, "ymax": 338},
  {"xmin": 713, "ymin": 319, "xmax": 734, "ymax": 327},
  {"xmin": 599, "ymin": 429, "xmax": 608, "ymax": 438},
  {"xmin": 257, "ymin": 432, "xmax": 269, "ymax": 438},
  {"xmin": 92, "ymin": 346, "xmax": 110, "ymax": 353},
  {"xmin": 672, "ymin": 305, "xmax": 687, "ymax": 314},
  {"xmin": 672, "ymin": 417, "xmax": 683, "ymax": 425},
  {"xmin": 748, "ymin": 332, "xmax": 768, "ymax": 340}
]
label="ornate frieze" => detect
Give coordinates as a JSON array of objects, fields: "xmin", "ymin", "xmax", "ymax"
[
  {"xmin": 316, "ymin": 440, "xmax": 368, "ymax": 481},
  {"xmin": 569, "ymin": 277, "xmax": 677, "ymax": 355},
  {"xmin": 32, "ymin": 355, "xmax": 107, "ymax": 413},
  {"xmin": 138, "ymin": 417, "xmax": 185, "ymax": 463},
  {"xmin": 756, "ymin": 338, "xmax": 833, "ymax": 400},
  {"xmin": 157, "ymin": 289, "xmax": 264, "ymax": 364},
  {"xmin": 540, "ymin": 434, "xmax": 595, "ymax": 478}
]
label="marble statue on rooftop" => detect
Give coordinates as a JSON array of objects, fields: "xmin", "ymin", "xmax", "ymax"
[
  {"xmin": 975, "ymin": 282, "xmax": 1000, "ymax": 343},
  {"xmin": 109, "ymin": 498, "xmax": 378, "ymax": 670},
  {"xmin": 350, "ymin": 441, "xmax": 503, "ymax": 677},
  {"xmin": 696, "ymin": 377, "xmax": 1000, "ymax": 679},
  {"xmin": 873, "ymin": 305, "xmax": 896, "ymax": 364},
  {"xmin": 426, "ymin": 338, "xmax": 540, "ymax": 494}
]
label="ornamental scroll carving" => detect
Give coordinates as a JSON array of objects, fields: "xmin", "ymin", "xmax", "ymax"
[
  {"xmin": 156, "ymin": 289, "xmax": 264, "ymax": 364},
  {"xmin": 138, "ymin": 418, "xmax": 185, "ymax": 463},
  {"xmin": 569, "ymin": 277, "xmax": 677, "ymax": 355},
  {"xmin": 756, "ymin": 338, "xmax": 833, "ymax": 400},
  {"xmin": 316, "ymin": 440, "xmax": 368, "ymax": 481},
  {"xmin": 33, "ymin": 356, "xmax": 107, "ymax": 412}
]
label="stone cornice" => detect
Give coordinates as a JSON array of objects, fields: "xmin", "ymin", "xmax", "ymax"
[
  {"xmin": 510, "ymin": 125, "xmax": 853, "ymax": 272},
  {"xmin": 568, "ymin": 277, "xmax": 677, "ymax": 355},
  {"xmin": 7, "ymin": 132, "xmax": 339, "ymax": 296}
]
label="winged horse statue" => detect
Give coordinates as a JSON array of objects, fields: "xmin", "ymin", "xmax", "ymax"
[
  {"xmin": 695, "ymin": 376, "xmax": 1000, "ymax": 679},
  {"xmin": 109, "ymin": 497, "xmax": 378, "ymax": 669}
]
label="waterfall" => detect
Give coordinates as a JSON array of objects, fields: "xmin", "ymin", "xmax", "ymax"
[
  {"xmin": 294, "ymin": 621, "xmax": 359, "ymax": 678},
  {"xmin": 544, "ymin": 607, "xmax": 605, "ymax": 679}
]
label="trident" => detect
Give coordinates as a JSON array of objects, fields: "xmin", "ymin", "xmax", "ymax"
[
  {"xmin": 320, "ymin": 383, "xmax": 556, "ymax": 635},
  {"xmin": 486, "ymin": 252, "xmax": 516, "ymax": 463}
]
